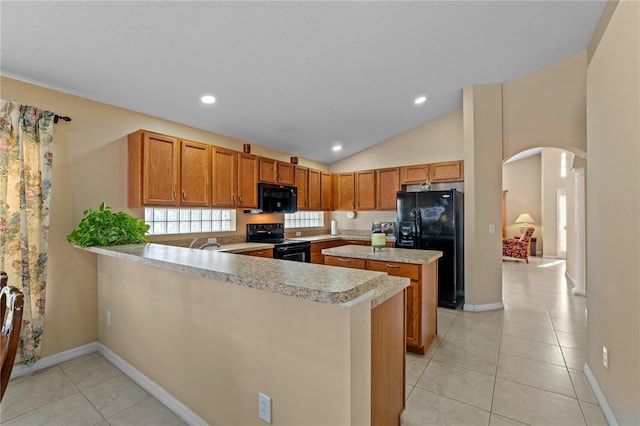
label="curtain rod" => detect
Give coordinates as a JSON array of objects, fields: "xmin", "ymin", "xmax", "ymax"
[{"xmin": 53, "ymin": 114, "xmax": 72, "ymax": 124}]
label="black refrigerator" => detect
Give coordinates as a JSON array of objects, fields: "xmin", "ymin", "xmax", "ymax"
[{"xmin": 396, "ymin": 190, "xmax": 464, "ymax": 308}]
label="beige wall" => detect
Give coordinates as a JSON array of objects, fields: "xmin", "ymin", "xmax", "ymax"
[
  {"xmin": 330, "ymin": 109, "xmax": 463, "ymax": 173},
  {"xmin": 463, "ymin": 84, "xmax": 504, "ymax": 309},
  {"xmin": 503, "ymin": 51, "xmax": 587, "ymax": 161},
  {"xmin": 98, "ymin": 255, "xmax": 371, "ymax": 425},
  {"xmin": 586, "ymin": 1, "xmax": 640, "ymax": 424},
  {"xmin": 503, "ymin": 154, "xmax": 542, "ymax": 252},
  {"xmin": 0, "ymin": 76, "xmax": 327, "ymax": 359}
]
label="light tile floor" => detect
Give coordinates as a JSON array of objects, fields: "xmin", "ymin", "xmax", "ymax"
[
  {"xmin": 403, "ymin": 257, "xmax": 608, "ymax": 426},
  {"xmin": 0, "ymin": 352, "xmax": 185, "ymax": 425},
  {"xmin": 1, "ymin": 257, "xmax": 609, "ymax": 425}
]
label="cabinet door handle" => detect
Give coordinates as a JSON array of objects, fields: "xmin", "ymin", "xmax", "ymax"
[
  {"xmin": 182, "ymin": 189, "xmax": 186, "ymax": 201},
  {"xmin": 239, "ymin": 194, "xmax": 243, "ymax": 203},
  {"xmin": 172, "ymin": 188, "xmax": 177, "ymax": 201},
  {"xmin": 338, "ymin": 258, "xmax": 350, "ymax": 263},
  {"xmin": 232, "ymin": 193, "xmax": 236, "ymax": 203},
  {"xmin": 385, "ymin": 264, "xmax": 400, "ymax": 269},
  {"xmin": 256, "ymin": 251, "xmax": 264, "ymax": 255}
]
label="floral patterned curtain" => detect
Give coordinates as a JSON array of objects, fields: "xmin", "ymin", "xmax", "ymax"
[{"xmin": 0, "ymin": 100, "xmax": 54, "ymax": 365}]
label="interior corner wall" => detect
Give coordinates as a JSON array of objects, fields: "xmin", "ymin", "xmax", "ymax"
[
  {"xmin": 0, "ymin": 76, "xmax": 325, "ymax": 360},
  {"xmin": 502, "ymin": 154, "xmax": 542, "ymax": 253},
  {"xmin": 502, "ymin": 51, "xmax": 587, "ymax": 160},
  {"xmin": 329, "ymin": 109, "xmax": 464, "ymax": 173},
  {"xmin": 586, "ymin": 0, "xmax": 640, "ymax": 424},
  {"xmin": 463, "ymin": 84, "xmax": 503, "ymax": 309}
]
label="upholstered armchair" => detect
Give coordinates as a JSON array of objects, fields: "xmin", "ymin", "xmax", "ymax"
[{"xmin": 503, "ymin": 227, "xmax": 535, "ymax": 263}]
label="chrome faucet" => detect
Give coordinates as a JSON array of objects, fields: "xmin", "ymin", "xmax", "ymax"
[
  {"xmin": 198, "ymin": 241, "xmax": 221, "ymax": 250},
  {"xmin": 188, "ymin": 239, "xmax": 221, "ymax": 249}
]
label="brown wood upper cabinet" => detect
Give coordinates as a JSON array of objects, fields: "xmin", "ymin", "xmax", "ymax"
[
  {"xmin": 211, "ymin": 148, "xmax": 259, "ymax": 209},
  {"xmin": 180, "ymin": 140, "xmax": 211, "ymax": 207},
  {"xmin": 128, "ymin": 130, "xmax": 180, "ymax": 207},
  {"xmin": 308, "ymin": 168, "xmax": 321, "ymax": 210},
  {"xmin": 399, "ymin": 163, "xmax": 430, "ymax": 185},
  {"xmin": 430, "ymin": 160, "xmax": 464, "ymax": 182},
  {"xmin": 237, "ymin": 153, "xmax": 259, "ymax": 208},
  {"xmin": 321, "ymin": 171, "xmax": 332, "ymax": 211},
  {"xmin": 211, "ymin": 147, "xmax": 236, "ymax": 208},
  {"xmin": 376, "ymin": 167, "xmax": 400, "ymax": 210},
  {"xmin": 355, "ymin": 170, "xmax": 376, "ymax": 210},
  {"xmin": 295, "ymin": 165, "xmax": 309, "ymax": 210},
  {"xmin": 259, "ymin": 157, "xmax": 295, "ymax": 185},
  {"xmin": 334, "ymin": 173, "xmax": 355, "ymax": 211}
]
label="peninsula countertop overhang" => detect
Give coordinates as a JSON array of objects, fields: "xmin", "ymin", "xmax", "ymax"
[{"xmin": 84, "ymin": 243, "xmax": 394, "ymax": 305}]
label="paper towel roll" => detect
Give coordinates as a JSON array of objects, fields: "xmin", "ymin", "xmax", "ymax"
[{"xmin": 331, "ymin": 220, "xmax": 338, "ymax": 236}]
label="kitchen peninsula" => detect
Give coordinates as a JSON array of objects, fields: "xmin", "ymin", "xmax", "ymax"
[{"xmin": 85, "ymin": 243, "xmax": 427, "ymax": 425}]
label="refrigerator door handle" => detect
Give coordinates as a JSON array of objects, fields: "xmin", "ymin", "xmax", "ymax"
[{"xmin": 414, "ymin": 209, "xmax": 421, "ymax": 248}]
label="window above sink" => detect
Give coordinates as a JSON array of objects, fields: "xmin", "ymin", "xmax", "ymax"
[{"xmin": 144, "ymin": 207, "xmax": 236, "ymax": 235}]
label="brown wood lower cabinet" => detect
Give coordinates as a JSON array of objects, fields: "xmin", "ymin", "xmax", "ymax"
[
  {"xmin": 324, "ymin": 254, "xmax": 437, "ymax": 355},
  {"xmin": 371, "ymin": 290, "xmax": 405, "ymax": 426},
  {"xmin": 240, "ymin": 248, "xmax": 273, "ymax": 258}
]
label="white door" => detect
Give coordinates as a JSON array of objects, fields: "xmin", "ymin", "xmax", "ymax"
[{"xmin": 557, "ymin": 188, "xmax": 567, "ymax": 259}]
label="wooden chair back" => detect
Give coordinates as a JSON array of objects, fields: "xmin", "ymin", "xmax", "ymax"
[{"xmin": 1, "ymin": 272, "xmax": 24, "ymax": 402}]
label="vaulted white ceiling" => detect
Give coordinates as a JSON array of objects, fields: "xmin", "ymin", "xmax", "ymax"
[{"xmin": 1, "ymin": 1, "xmax": 605, "ymax": 164}]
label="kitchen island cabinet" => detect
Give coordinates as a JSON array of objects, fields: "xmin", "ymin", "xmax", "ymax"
[
  {"xmin": 86, "ymin": 243, "xmax": 407, "ymax": 425},
  {"xmin": 323, "ymin": 245, "xmax": 442, "ymax": 355}
]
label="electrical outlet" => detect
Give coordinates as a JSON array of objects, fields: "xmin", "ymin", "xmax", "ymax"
[
  {"xmin": 602, "ymin": 346, "xmax": 608, "ymax": 369},
  {"xmin": 208, "ymin": 237, "xmax": 217, "ymax": 243},
  {"xmin": 296, "ymin": 231, "xmax": 302, "ymax": 237},
  {"xmin": 258, "ymin": 392, "xmax": 272, "ymax": 424},
  {"xmin": 106, "ymin": 311, "xmax": 112, "ymax": 327},
  {"xmin": 489, "ymin": 224, "xmax": 495, "ymax": 234}
]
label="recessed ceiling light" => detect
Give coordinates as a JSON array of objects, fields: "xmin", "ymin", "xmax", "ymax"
[
  {"xmin": 414, "ymin": 95, "xmax": 427, "ymax": 105},
  {"xmin": 332, "ymin": 145, "xmax": 342, "ymax": 152},
  {"xmin": 201, "ymin": 95, "xmax": 216, "ymax": 104}
]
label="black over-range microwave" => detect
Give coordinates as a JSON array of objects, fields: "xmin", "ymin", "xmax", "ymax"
[{"xmin": 258, "ymin": 183, "xmax": 298, "ymax": 213}]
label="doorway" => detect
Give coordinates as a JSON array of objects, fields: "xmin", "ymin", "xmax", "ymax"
[{"xmin": 557, "ymin": 188, "xmax": 567, "ymax": 259}]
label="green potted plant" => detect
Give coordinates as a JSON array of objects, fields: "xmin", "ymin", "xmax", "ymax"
[{"xmin": 67, "ymin": 202, "xmax": 150, "ymax": 247}]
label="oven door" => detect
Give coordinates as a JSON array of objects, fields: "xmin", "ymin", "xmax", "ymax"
[{"xmin": 274, "ymin": 244, "xmax": 311, "ymax": 263}]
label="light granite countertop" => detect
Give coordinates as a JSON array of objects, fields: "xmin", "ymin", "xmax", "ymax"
[
  {"xmin": 292, "ymin": 234, "xmax": 396, "ymax": 243},
  {"xmin": 84, "ymin": 243, "xmax": 393, "ymax": 305},
  {"xmin": 322, "ymin": 245, "xmax": 443, "ymax": 265},
  {"xmin": 200, "ymin": 242, "xmax": 275, "ymax": 253},
  {"xmin": 371, "ymin": 276, "xmax": 409, "ymax": 308}
]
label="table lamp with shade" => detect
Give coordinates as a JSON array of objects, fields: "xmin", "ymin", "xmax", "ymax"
[{"xmin": 515, "ymin": 213, "xmax": 535, "ymax": 234}]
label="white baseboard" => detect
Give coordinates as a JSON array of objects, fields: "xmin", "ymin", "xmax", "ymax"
[
  {"xmin": 566, "ymin": 271, "xmax": 576, "ymax": 286},
  {"xmin": 11, "ymin": 342, "xmax": 207, "ymax": 425},
  {"xmin": 584, "ymin": 362, "xmax": 618, "ymax": 426},
  {"xmin": 10, "ymin": 342, "xmax": 99, "ymax": 379},
  {"xmin": 98, "ymin": 343, "xmax": 208, "ymax": 426},
  {"xmin": 463, "ymin": 302, "xmax": 504, "ymax": 312}
]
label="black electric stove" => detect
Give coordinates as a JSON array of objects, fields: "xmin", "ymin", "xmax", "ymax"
[{"xmin": 246, "ymin": 223, "xmax": 311, "ymax": 262}]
